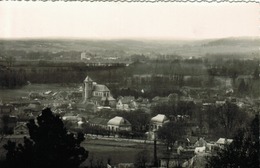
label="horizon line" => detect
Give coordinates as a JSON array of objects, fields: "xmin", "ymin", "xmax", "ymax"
[{"xmin": 0, "ymin": 36, "xmax": 259, "ymax": 41}]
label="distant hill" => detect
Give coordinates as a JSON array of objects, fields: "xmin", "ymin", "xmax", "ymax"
[
  {"xmin": 0, "ymin": 37, "xmax": 259, "ymax": 58},
  {"xmin": 204, "ymin": 37, "xmax": 260, "ymax": 47}
]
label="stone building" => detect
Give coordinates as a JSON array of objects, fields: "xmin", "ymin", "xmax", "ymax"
[{"xmin": 83, "ymin": 76, "xmax": 115, "ymax": 106}]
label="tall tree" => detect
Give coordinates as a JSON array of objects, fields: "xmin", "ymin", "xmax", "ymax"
[
  {"xmin": 216, "ymin": 102, "xmax": 247, "ymax": 138},
  {"xmin": 157, "ymin": 121, "xmax": 186, "ymax": 151},
  {"xmin": 206, "ymin": 114, "xmax": 259, "ymax": 168},
  {"xmin": 1, "ymin": 108, "xmax": 88, "ymax": 168},
  {"xmin": 253, "ymin": 67, "xmax": 259, "ymax": 80},
  {"xmin": 238, "ymin": 79, "xmax": 248, "ymax": 94}
]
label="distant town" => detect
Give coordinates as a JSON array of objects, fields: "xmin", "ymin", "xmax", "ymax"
[{"xmin": 0, "ymin": 39, "xmax": 259, "ymax": 168}]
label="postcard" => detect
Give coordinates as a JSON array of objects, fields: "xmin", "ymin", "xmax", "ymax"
[{"xmin": 0, "ymin": 1, "xmax": 259, "ymax": 168}]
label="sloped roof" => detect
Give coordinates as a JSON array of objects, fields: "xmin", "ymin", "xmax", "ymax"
[
  {"xmin": 84, "ymin": 76, "xmax": 93, "ymax": 82},
  {"xmin": 26, "ymin": 103, "xmax": 43, "ymax": 111},
  {"xmin": 101, "ymin": 96, "xmax": 115, "ymax": 101},
  {"xmin": 14, "ymin": 122, "xmax": 27, "ymax": 130},
  {"xmin": 186, "ymin": 136, "xmax": 199, "ymax": 144},
  {"xmin": 151, "ymin": 114, "xmax": 169, "ymax": 123},
  {"xmin": 62, "ymin": 115, "xmax": 80, "ymax": 121},
  {"xmin": 107, "ymin": 116, "xmax": 131, "ymax": 126},
  {"xmin": 56, "ymin": 91, "xmax": 68, "ymax": 98},
  {"xmin": 152, "ymin": 96, "xmax": 169, "ymax": 102},
  {"xmin": 216, "ymin": 138, "xmax": 233, "ymax": 145},
  {"xmin": 93, "ymin": 84, "xmax": 110, "ymax": 92},
  {"xmin": 119, "ymin": 96, "xmax": 135, "ymax": 104},
  {"xmin": 195, "ymin": 138, "xmax": 207, "ymax": 147},
  {"xmin": 76, "ymin": 102, "xmax": 95, "ymax": 109}
]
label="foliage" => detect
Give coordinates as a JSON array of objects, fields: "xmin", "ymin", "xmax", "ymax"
[
  {"xmin": 0, "ymin": 115, "xmax": 15, "ymax": 135},
  {"xmin": 83, "ymin": 123, "xmax": 110, "ymax": 137},
  {"xmin": 122, "ymin": 110, "xmax": 150, "ymax": 133},
  {"xmin": 253, "ymin": 67, "xmax": 259, "ymax": 80},
  {"xmin": 134, "ymin": 149, "xmax": 150, "ymax": 168},
  {"xmin": 177, "ymin": 101, "xmax": 196, "ymax": 117},
  {"xmin": 151, "ymin": 101, "xmax": 196, "ymax": 119},
  {"xmin": 238, "ymin": 79, "xmax": 249, "ymax": 94},
  {"xmin": 215, "ymin": 101, "xmax": 248, "ymax": 137},
  {"xmin": 1, "ymin": 108, "xmax": 88, "ymax": 168},
  {"xmin": 0, "ymin": 70, "xmax": 27, "ymax": 88},
  {"xmin": 97, "ymin": 109, "xmax": 150, "ymax": 133},
  {"xmin": 5, "ymin": 56, "xmax": 16, "ymax": 67},
  {"xmin": 157, "ymin": 121, "xmax": 187, "ymax": 151},
  {"xmin": 151, "ymin": 102, "xmax": 176, "ymax": 118},
  {"xmin": 201, "ymin": 101, "xmax": 249, "ymax": 138},
  {"xmin": 206, "ymin": 114, "xmax": 259, "ymax": 168}
]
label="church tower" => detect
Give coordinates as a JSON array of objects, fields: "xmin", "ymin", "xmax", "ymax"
[{"xmin": 84, "ymin": 76, "xmax": 93, "ymax": 101}]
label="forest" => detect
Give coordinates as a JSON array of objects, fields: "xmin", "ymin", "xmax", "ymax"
[{"xmin": 0, "ymin": 56, "xmax": 259, "ymax": 98}]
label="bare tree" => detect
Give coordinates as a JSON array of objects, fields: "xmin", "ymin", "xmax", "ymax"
[{"xmin": 216, "ymin": 102, "xmax": 247, "ymax": 138}]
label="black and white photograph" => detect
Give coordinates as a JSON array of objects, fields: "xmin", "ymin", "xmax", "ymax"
[{"xmin": 0, "ymin": 1, "xmax": 259, "ymax": 168}]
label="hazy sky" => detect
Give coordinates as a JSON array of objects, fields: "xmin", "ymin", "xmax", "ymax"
[{"xmin": 0, "ymin": 2, "xmax": 258, "ymax": 40}]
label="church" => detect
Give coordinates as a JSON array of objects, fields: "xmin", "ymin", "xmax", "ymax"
[{"xmin": 83, "ymin": 76, "xmax": 116, "ymax": 107}]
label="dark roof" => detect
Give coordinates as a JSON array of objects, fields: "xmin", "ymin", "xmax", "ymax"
[
  {"xmin": 88, "ymin": 117, "xmax": 109, "ymax": 126},
  {"xmin": 93, "ymin": 84, "xmax": 110, "ymax": 92}
]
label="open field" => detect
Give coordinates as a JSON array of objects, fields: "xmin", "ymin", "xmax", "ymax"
[
  {"xmin": 0, "ymin": 136, "xmax": 164, "ymax": 167},
  {"xmin": 0, "ymin": 84, "xmax": 81, "ymax": 102}
]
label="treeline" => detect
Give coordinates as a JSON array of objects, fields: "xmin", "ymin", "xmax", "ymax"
[
  {"xmin": 79, "ymin": 124, "xmax": 146, "ymax": 139},
  {"xmin": 0, "ymin": 64, "xmax": 127, "ymax": 88},
  {"xmin": 0, "ymin": 49, "xmax": 81, "ymax": 61},
  {"xmin": 152, "ymin": 99, "xmax": 251, "ymax": 139},
  {"xmin": 206, "ymin": 59, "xmax": 259, "ymax": 77},
  {"xmin": 97, "ymin": 109, "xmax": 150, "ymax": 133},
  {"xmin": 0, "ymin": 69, "xmax": 27, "ymax": 88},
  {"xmin": 1, "ymin": 58, "xmax": 259, "ymax": 98}
]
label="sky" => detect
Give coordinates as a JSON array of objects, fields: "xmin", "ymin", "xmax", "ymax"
[{"xmin": 0, "ymin": 2, "xmax": 259, "ymax": 40}]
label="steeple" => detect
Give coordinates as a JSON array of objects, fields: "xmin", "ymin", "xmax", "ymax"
[
  {"xmin": 84, "ymin": 76, "xmax": 93, "ymax": 101},
  {"xmin": 84, "ymin": 76, "xmax": 93, "ymax": 83}
]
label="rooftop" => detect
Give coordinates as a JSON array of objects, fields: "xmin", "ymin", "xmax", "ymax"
[
  {"xmin": 216, "ymin": 138, "xmax": 233, "ymax": 145},
  {"xmin": 107, "ymin": 116, "xmax": 131, "ymax": 126},
  {"xmin": 93, "ymin": 84, "xmax": 110, "ymax": 92},
  {"xmin": 84, "ymin": 76, "xmax": 93, "ymax": 82},
  {"xmin": 151, "ymin": 114, "xmax": 169, "ymax": 123}
]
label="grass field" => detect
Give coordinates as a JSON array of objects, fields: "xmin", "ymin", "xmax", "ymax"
[
  {"xmin": 0, "ymin": 84, "xmax": 81, "ymax": 102},
  {"xmin": 83, "ymin": 139, "xmax": 163, "ymax": 166},
  {"xmin": 0, "ymin": 137, "xmax": 163, "ymax": 167}
]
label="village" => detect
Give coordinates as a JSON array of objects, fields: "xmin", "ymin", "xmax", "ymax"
[
  {"xmin": 0, "ymin": 70, "xmax": 259, "ymax": 167},
  {"xmin": 0, "ymin": 1, "xmax": 260, "ymax": 168}
]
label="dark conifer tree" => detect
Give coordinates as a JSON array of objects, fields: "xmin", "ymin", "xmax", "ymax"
[{"xmin": 1, "ymin": 108, "xmax": 88, "ymax": 168}]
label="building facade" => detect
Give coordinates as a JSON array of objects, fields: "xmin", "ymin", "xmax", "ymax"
[{"xmin": 83, "ymin": 76, "xmax": 115, "ymax": 106}]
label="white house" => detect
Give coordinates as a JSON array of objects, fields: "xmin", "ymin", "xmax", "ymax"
[
  {"xmin": 216, "ymin": 138, "xmax": 233, "ymax": 148},
  {"xmin": 116, "ymin": 96, "xmax": 138, "ymax": 111},
  {"xmin": 107, "ymin": 116, "xmax": 132, "ymax": 132},
  {"xmin": 14, "ymin": 122, "xmax": 28, "ymax": 135},
  {"xmin": 151, "ymin": 114, "xmax": 169, "ymax": 131},
  {"xmin": 194, "ymin": 146, "xmax": 206, "ymax": 155}
]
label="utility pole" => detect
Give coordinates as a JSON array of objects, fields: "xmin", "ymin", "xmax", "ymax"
[{"xmin": 153, "ymin": 132, "xmax": 158, "ymax": 167}]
